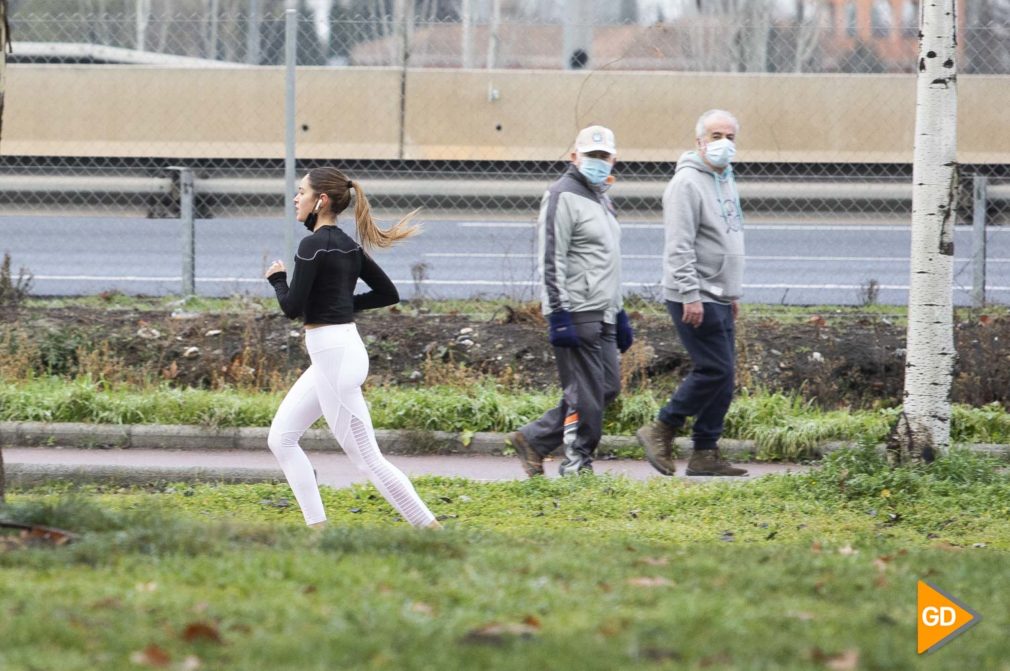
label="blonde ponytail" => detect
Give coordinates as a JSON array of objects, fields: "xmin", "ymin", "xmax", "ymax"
[{"xmin": 351, "ymin": 181, "xmax": 421, "ymax": 251}]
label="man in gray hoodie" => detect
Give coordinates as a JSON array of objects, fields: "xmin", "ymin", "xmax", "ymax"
[
  {"xmin": 637, "ymin": 109, "xmax": 748, "ymax": 477},
  {"xmin": 511, "ymin": 125, "xmax": 634, "ymax": 477}
]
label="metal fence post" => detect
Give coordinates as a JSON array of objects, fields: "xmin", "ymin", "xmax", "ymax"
[
  {"xmin": 972, "ymin": 174, "xmax": 988, "ymax": 308},
  {"xmin": 284, "ymin": 3, "xmax": 297, "ymax": 263},
  {"xmin": 396, "ymin": 0, "xmax": 413, "ymax": 160},
  {"xmin": 168, "ymin": 167, "xmax": 196, "ymax": 296}
]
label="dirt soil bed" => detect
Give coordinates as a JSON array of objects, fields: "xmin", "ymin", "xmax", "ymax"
[{"xmin": 3, "ymin": 303, "xmax": 1009, "ymax": 409}]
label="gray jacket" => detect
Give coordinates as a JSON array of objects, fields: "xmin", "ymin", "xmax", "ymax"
[
  {"xmin": 538, "ymin": 164, "xmax": 623, "ymax": 323},
  {"xmin": 662, "ymin": 151, "xmax": 745, "ymax": 304}
]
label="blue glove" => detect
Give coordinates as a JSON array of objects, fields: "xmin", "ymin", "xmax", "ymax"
[
  {"xmin": 548, "ymin": 310, "xmax": 580, "ymax": 348},
  {"xmin": 616, "ymin": 309, "xmax": 634, "ymax": 353}
]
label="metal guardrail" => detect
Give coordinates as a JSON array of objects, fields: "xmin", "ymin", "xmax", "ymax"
[
  {"xmin": 0, "ymin": 170, "xmax": 1000, "ymax": 305},
  {"xmin": 5, "ymin": 173, "xmax": 1010, "ymax": 202},
  {"xmin": 10, "ymin": 42, "xmax": 253, "ymax": 67}
]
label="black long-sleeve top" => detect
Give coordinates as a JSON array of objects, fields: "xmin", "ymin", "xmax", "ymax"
[{"xmin": 267, "ymin": 225, "xmax": 399, "ymax": 324}]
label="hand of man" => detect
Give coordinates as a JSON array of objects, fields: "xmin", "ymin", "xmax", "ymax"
[
  {"xmin": 732, "ymin": 300, "xmax": 739, "ymax": 320},
  {"xmin": 265, "ymin": 259, "xmax": 286, "ymax": 279},
  {"xmin": 682, "ymin": 301, "xmax": 704, "ymax": 328},
  {"xmin": 616, "ymin": 309, "xmax": 634, "ymax": 353},
  {"xmin": 547, "ymin": 310, "xmax": 580, "ymax": 348}
]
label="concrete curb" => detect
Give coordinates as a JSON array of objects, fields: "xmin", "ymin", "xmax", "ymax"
[
  {"xmin": 0, "ymin": 421, "xmax": 768, "ymax": 459},
  {"xmin": 5, "ymin": 463, "xmax": 285, "ymax": 488},
  {"xmin": 2, "ymin": 421, "xmax": 1009, "ymax": 461}
]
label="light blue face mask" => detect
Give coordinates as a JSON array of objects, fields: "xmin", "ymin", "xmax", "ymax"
[
  {"xmin": 704, "ymin": 138, "xmax": 736, "ymax": 168},
  {"xmin": 578, "ymin": 157, "xmax": 613, "ymax": 185}
]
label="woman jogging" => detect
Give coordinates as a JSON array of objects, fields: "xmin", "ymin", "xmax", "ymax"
[{"xmin": 265, "ymin": 167, "xmax": 440, "ymax": 529}]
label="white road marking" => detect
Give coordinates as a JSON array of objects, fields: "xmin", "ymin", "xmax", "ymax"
[
  {"xmin": 422, "ymin": 253, "xmax": 1010, "ymax": 263},
  {"xmin": 457, "ymin": 222, "xmax": 1007, "ymax": 233},
  {"xmin": 32, "ymin": 275, "xmax": 1010, "ymax": 293}
]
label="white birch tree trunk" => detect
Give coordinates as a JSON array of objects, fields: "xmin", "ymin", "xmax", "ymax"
[
  {"xmin": 890, "ymin": 0, "xmax": 958, "ymax": 463},
  {"xmin": 1, "ymin": 0, "xmax": 8, "ymax": 501}
]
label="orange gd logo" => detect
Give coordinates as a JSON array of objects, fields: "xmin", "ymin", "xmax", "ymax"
[{"xmin": 917, "ymin": 580, "xmax": 981, "ymax": 654}]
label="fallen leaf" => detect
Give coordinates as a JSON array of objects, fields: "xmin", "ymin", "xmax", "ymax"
[
  {"xmin": 810, "ymin": 647, "xmax": 861, "ymax": 670},
  {"xmin": 827, "ymin": 649, "xmax": 860, "ymax": 671},
  {"xmin": 837, "ymin": 544, "xmax": 857, "ymax": 556},
  {"xmin": 181, "ymin": 622, "xmax": 223, "ymax": 645},
  {"xmin": 642, "ymin": 646, "xmax": 682, "ymax": 662},
  {"xmin": 180, "ymin": 655, "xmax": 202, "ymax": 671},
  {"xmin": 0, "ymin": 522, "xmax": 77, "ymax": 547},
  {"xmin": 90, "ymin": 597, "xmax": 123, "ymax": 610},
  {"xmin": 637, "ymin": 556, "xmax": 669, "ymax": 566},
  {"xmin": 626, "ymin": 576, "xmax": 674, "ymax": 588},
  {"xmin": 409, "ymin": 601, "xmax": 434, "ymax": 616},
  {"xmin": 463, "ymin": 621, "xmax": 540, "ymax": 645},
  {"xmin": 521, "ymin": 614, "xmax": 542, "ymax": 629},
  {"xmin": 129, "ymin": 644, "xmax": 171, "ymax": 667},
  {"xmin": 785, "ymin": 610, "xmax": 816, "ymax": 621},
  {"xmin": 597, "ymin": 620, "xmax": 624, "ymax": 637}
]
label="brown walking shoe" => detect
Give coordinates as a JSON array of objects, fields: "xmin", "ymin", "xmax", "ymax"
[
  {"xmin": 686, "ymin": 449, "xmax": 748, "ymax": 477},
  {"xmin": 636, "ymin": 421, "xmax": 679, "ymax": 476},
  {"xmin": 510, "ymin": 431, "xmax": 544, "ymax": 478}
]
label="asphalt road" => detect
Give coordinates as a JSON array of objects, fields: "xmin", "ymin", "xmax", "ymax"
[{"xmin": 3, "ymin": 215, "xmax": 1008, "ymax": 306}]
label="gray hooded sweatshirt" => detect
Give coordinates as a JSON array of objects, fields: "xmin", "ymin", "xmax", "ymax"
[{"xmin": 662, "ymin": 150, "xmax": 745, "ymax": 304}]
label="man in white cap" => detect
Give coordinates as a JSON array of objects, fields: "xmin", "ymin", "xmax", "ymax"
[{"xmin": 510, "ymin": 125, "xmax": 634, "ymax": 477}]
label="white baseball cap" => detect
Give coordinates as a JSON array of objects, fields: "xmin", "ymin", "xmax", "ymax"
[{"xmin": 574, "ymin": 125, "xmax": 616, "ymax": 155}]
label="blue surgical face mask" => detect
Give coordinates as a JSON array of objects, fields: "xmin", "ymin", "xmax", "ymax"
[
  {"xmin": 704, "ymin": 138, "xmax": 736, "ymax": 169},
  {"xmin": 578, "ymin": 157, "xmax": 613, "ymax": 185}
]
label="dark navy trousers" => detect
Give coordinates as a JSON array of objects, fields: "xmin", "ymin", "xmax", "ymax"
[{"xmin": 658, "ymin": 301, "xmax": 735, "ymax": 449}]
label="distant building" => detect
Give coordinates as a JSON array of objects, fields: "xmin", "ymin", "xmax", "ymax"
[{"xmin": 820, "ymin": 0, "xmax": 968, "ymax": 73}]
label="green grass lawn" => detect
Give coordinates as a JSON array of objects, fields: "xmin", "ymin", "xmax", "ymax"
[
  {"xmin": 6, "ymin": 377, "xmax": 1010, "ymax": 461},
  {"xmin": 2, "ymin": 447, "xmax": 1009, "ymax": 670}
]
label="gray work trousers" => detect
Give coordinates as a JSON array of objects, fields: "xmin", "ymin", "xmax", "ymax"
[{"xmin": 519, "ymin": 318, "xmax": 621, "ymax": 472}]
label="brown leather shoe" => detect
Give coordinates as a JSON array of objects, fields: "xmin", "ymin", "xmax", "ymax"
[
  {"xmin": 510, "ymin": 431, "xmax": 544, "ymax": 477},
  {"xmin": 686, "ymin": 449, "xmax": 748, "ymax": 477},
  {"xmin": 636, "ymin": 421, "xmax": 679, "ymax": 476}
]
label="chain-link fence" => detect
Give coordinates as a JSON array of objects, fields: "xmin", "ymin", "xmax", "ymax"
[{"xmin": 2, "ymin": 1, "xmax": 1009, "ymax": 305}]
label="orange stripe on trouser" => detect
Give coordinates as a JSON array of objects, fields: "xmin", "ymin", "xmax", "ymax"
[{"xmin": 563, "ymin": 412, "xmax": 579, "ymax": 446}]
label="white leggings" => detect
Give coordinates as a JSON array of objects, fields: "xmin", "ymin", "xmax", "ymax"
[{"xmin": 267, "ymin": 323, "xmax": 436, "ymax": 527}]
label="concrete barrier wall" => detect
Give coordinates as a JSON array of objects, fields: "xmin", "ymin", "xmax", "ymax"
[{"xmin": 5, "ymin": 65, "xmax": 1007, "ymax": 163}]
